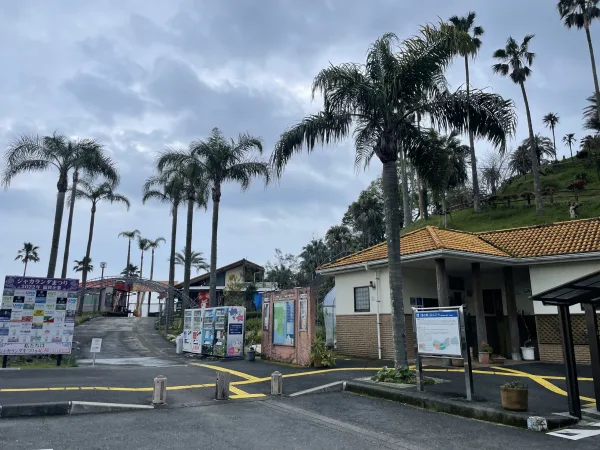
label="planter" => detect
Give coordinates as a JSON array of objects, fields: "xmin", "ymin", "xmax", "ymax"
[
  {"xmin": 501, "ymin": 387, "xmax": 528, "ymax": 411},
  {"xmin": 479, "ymin": 352, "xmax": 491, "ymax": 364},
  {"xmin": 521, "ymin": 346, "xmax": 535, "ymax": 361},
  {"xmin": 312, "ymin": 356, "xmax": 323, "ymax": 368},
  {"xmin": 451, "ymin": 359, "xmax": 464, "ymax": 367},
  {"xmin": 492, "ymin": 356, "xmax": 506, "ymax": 365}
]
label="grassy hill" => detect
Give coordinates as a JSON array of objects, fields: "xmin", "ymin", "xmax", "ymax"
[{"xmin": 403, "ymin": 156, "xmax": 600, "ymax": 234}]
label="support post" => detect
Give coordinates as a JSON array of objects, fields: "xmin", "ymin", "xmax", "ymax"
[
  {"xmin": 56, "ymin": 355, "xmax": 62, "ymax": 367},
  {"xmin": 412, "ymin": 310, "xmax": 424, "ymax": 391},
  {"xmin": 460, "ymin": 306, "xmax": 474, "ymax": 401},
  {"xmin": 152, "ymin": 375, "xmax": 167, "ymax": 405},
  {"xmin": 472, "ymin": 263, "xmax": 487, "ymax": 359},
  {"xmin": 503, "ymin": 267, "xmax": 522, "ymax": 360},
  {"xmin": 271, "ymin": 371, "xmax": 283, "ymax": 395},
  {"xmin": 2, "ymin": 355, "xmax": 7, "ymax": 368},
  {"xmin": 215, "ymin": 373, "xmax": 230, "ymax": 400},
  {"xmin": 435, "ymin": 258, "xmax": 451, "ymax": 366},
  {"xmin": 583, "ymin": 303, "xmax": 600, "ymax": 412},
  {"xmin": 558, "ymin": 305, "xmax": 581, "ymax": 419}
]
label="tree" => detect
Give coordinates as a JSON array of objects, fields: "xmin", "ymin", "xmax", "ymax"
[
  {"xmin": 75, "ymin": 179, "xmax": 130, "ymax": 315},
  {"xmin": 299, "ymin": 238, "xmax": 329, "ymax": 282},
  {"xmin": 583, "ymin": 94, "xmax": 600, "ymax": 132},
  {"xmin": 146, "ymin": 237, "xmax": 166, "ymax": 315},
  {"xmin": 521, "ymin": 134, "xmax": 556, "ymax": 165},
  {"xmin": 558, "ymin": 0, "xmax": 600, "ymax": 125},
  {"xmin": 143, "ymin": 172, "xmax": 185, "ymax": 324},
  {"xmin": 509, "ymin": 145, "xmax": 533, "ymax": 176},
  {"xmin": 191, "ymin": 128, "xmax": 270, "ymax": 307},
  {"xmin": 325, "ymin": 225, "xmax": 354, "ymax": 257},
  {"xmin": 480, "ymin": 151, "xmax": 510, "ymax": 195},
  {"xmin": 121, "ymin": 264, "xmax": 139, "ymax": 278},
  {"xmin": 118, "ymin": 230, "xmax": 140, "ymax": 275},
  {"xmin": 271, "ymin": 29, "xmax": 515, "ymax": 366},
  {"xmin": 542, "ymin": 113, "xmax": 560, "ymax": 161},
  {"xmin": 2, "ymin": 133, "xmax": 117, "ymax": 278},
  {"xmin": 342, "ymin": 181, "xmax": 387, "ymax": 249},
  {"xmin": 563, "ymin": 133, "xmax": 578, "ymax": 159},
  {"xmin": 73, "ymin": 257, "xmax": 94, "ymax": 276},
  {"xmin": 222, "ymin": 274, "xmax": 246, "ymax": 306},
  {"xmin": 15, "ymin": 242, "xmax": 40, "ymax": 276},
  {"xmin": 264, "ymin": 249, "xmax": 301, "ymax": 290},
  {"xmin": 135, "ymin": 236, "xmax": 151, "ymax": 313},
  {"xmin": 493, "ymin": 35, "xmax": 543, "ymax": 215},
  {"xmin": 156, "ymin": 145, "xmax": 209, "ymax": 303},
  {"xmin": 174, "ymin": 248, "xmax": 209, "ymax": 273},
  {"xmin": 447, "ymin": 11, "xmax": 485, "ymax": 212}
]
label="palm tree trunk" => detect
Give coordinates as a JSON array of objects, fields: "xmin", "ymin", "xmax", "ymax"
[
  {"xmin": 167, "ymin": 201, "xmax": 179, "ymax": 327},
  {"xmin": 519, "ymin": 81, "xmax": 543, "ymax": 216},
  {"xmin": 551, "ymin": 127, "xmax": 557, "ymax": 161},
  {"xmin": 183, "ymin": 195, "xmax": 195, "ymax": 305},
  {"xmin": 137, "ymin": 252, "xmax": 145, "ymax": 314},
  {"xmin": 209, "ymin": 187, "xmax": 221, "ymax": 307},
  {"xmin": 126, "ymin": 240, "xmax": 131, "ymax": 269},
  {"xmin": 23, "ymin": 262, "xmax": 27, "ymax": 277},
  {"xmin": 399, "ymin": 144, "xmax": 412, "ymax": 227},
  {"xmin": 465, "ymin": 56, "xmax": 480, "ymax": 212},
  {"xmin": 442, "ymin": 190, "xmax": 448, "ymax": 228},
  {"xmin": 48, "ymin": 180, "xmax": 68, "ymax": 278},
  {"xmin": 381, "ymin": 158, "xmax": 408, "ymax": 368},
  {"xmin": 585, "ymin": 25, "xmax": 600, "ymax": 125},
  {"xmin": 148, "ymin": 249, "xmax": 154, "ymax": 317},
  {"xmin": 77, "ymin": 204, "xmax": 96, "ymax": 316},
  {"xmin": 61, "ymin": 168, "xmax": 78, "ymax": 278}
]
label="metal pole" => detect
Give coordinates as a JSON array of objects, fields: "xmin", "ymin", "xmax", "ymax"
[
  {"xmin": 57, "ymin": 355, "xmax": 62, "ymax": 367},
  {"xmin": 558, "ymin": 305, "xmax": 581, "ymax": 418},
  {"xmin": 2, "ymin": 355, "xmax": 7, "ymax": 368},
  {"xmin": 412, "ymin": 308, "xmax": 424, "ymax": 391},
  {"xmin": 583, "ymin": 303, "xmax": 600, "ymax": 412},
  {"xmin": 93, "ymin": 351, "xmax": 96, "ymax": 367},
  {"xmin": 460, "ymin": 306, "xmax": 474, "ymax": 401}
]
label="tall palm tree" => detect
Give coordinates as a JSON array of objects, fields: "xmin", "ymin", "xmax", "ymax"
[
  {"xmin": 174, "ymin": 248, "xmax": 209, "ymax": 273},
  {"xmin": 522, "ymin": 134, "xmax": 556, "ymax": 165},
  {"xmin": 2, "ymin": 133, "xmax": 117, "ymax": 278},
  {"xmin": 563, "ymin": 133, "xmax": 578, "ymax": 158},
  {"xmin": 142, "ymin": 173, "xmax": 185, "ymax": 323},
  {"xmin": 146, "ymin": 237, "xmax": 166, "ymax": 314},
  {"xmin": 558, "ymin": 0, "xmax": 600, "ymax": 125},
  {"xmin": 156, "ymin": 145, "xmax": 210, "ymax": 303},
  {"xmin": 75, "ymin": 179, "xmax": 130, "ymax": 315},
  {"xmin": 509, "ymin": 145, "xmax": 533, "ymax": 176},
  {"xmin": 583, "ymin": 94, "xmax": 600, "ymax": 132},
  {"xmin": 447, "ymin": 11, "xmax": 485, "ymax": 212},
  {"xmin": 121, "ymin": 264, "xmax": 139, "ymax": 278},
  {"xmin": 118, "ymin": 230, "xmax": 140, "ymax": 275},
  {"xmin": 542, "ymin": 113, "xmax": 560, "ymax": 160},
  {"xmin": 271, "ymin": 29, "xmax": 515, "ymax": 367},
  {"xmin": 73, "ymin": 257, "xmax": 94, "ymax": 276},
  {"xmin": 135, "ymin": 236, "xmax": 151, "ymax": 313},
  {"xmin": 15, "ymin": 242, "xmax": 40, "ymax": 276},
  {"xmin": 325, "ymin": 225, "xmax": 354, "ymax": 257},
  {"xmin": 191, "ymin": 128, "xmax": 270, "ymax": 307},
  {"xmin": 493, "ymin": 35, "xmax": 543, "ymax": 215}
]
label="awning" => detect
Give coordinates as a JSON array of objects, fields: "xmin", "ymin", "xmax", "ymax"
[{"xmin": 531, "ymin": 271, "xmax": 600, "ymax": 307}]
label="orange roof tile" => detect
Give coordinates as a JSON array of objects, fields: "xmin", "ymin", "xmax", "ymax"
[
  {"xmin": 319, "ymin": 218, "xmax": 600, "ymax": 270},
  {"xmin": 477, "ymin": 218, "xmax": 600, "ymax": 258}
]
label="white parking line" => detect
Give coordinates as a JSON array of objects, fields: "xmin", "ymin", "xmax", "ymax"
[{"xmin": 548, "ymin": 422, "xmax": 600, "ymax": 440}]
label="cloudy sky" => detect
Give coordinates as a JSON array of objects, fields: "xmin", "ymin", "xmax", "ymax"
[{"xmin": 0, "ymin": 0, "xmax": 595, "ymax": 282}]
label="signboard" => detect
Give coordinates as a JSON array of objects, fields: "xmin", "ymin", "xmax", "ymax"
[
  {"xmin": 299, "ymin": 294, "xmax": 308, "ymax": 331},
  {"xmin": 273, "ymin": 300, "xmax": 294, "ymax": 346},
  {"xmin": 226, "ymin": 307, "xmax": 245, "ymax": 357},
  {"xmin": 415, "ymin": 310, "xmax": 461, "ymax": 357},
  {"xmin": 90, "ymin": 338, "xmax": 102, "ymax": 353},
  {"xmin": 262, "ymin": 300, "xmax": 270, "ymax": 331},
  {"xmin": 1, "ymin": 276, "xmax": 78, "ymax": 355}
]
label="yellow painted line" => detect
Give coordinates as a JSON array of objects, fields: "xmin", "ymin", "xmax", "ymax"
[
  {"xmin": 166, "ymin": 384, "xmax": 213, "ymax": 391},
  {"xmin": 584, "ymin": 402, "xmax": 597, "ymax": 407},
  {"xmin": 230, "ymin": 393, "xmax": 267, "ymax": 399},
  {"xmin": 0, "ymin": 388, "xmax": 51, "ymax": 392},
  {"xmin": 192, "ymin": 363, "xmax": 262, "ymax": 382},
  {"xmin": 231, "ymin": 378, "xmax": 270, "ymax": 386}
]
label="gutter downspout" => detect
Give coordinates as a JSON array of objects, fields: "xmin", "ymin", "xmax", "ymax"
[{"xmin": 365, "ymin": 262, "xmax": 382, "ymax": 360}]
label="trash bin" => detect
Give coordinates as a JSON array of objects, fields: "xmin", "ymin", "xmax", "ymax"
[
  {"xmin": 247, "ymin": 347, "xmax": 256, "ymax": 362},
  {"xmin": 176, "ymin": 334, "xmax": 183, "ymax": 355}
]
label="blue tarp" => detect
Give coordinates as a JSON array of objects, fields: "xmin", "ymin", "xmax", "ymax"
[{"xmin": 253, "ymin": 292, "xmax": 263, "ymax": 311}]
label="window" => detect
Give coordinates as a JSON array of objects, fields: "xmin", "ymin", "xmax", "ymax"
[{"xmin": 354, "ymin": 286, "xmax": 370, "ymax": 312}]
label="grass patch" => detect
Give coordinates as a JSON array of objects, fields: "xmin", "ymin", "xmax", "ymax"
[
  {"xmin": 75, "ymin": 311, "xmax": 104, "ymax": 326},
  {"xmin": 372, "ymin": 366, "xmax": 435, "ymax": 385},
  {"xmin": 3, "ymin": 355, "xmax": 78, "ymax": 369}
]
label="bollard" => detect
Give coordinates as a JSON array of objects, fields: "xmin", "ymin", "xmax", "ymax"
[
  {"xmin": 152, "ymin": 375, "xmax": 167, "ymax": 405},
  {"xmin": 215, "ymin": 373, "xmax": 230, "ymax": 400},
  {"xmin": 271, "ymin": 371, "xmax": 283, "ymax": 395}
]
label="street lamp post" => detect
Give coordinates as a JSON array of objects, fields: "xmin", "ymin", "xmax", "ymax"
[{"xmin": 99, "ymin": 262, "xmax": 107, "ymax": 313}]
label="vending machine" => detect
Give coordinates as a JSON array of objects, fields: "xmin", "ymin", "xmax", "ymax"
[
  {"xmin": 182, "ymin": 309, "xmax": 193, "ymax": 352},
  {"xmin": 183, "ymin": 306, "xmax": 246, "ymax": 358},
  {"xmin": 191, "ymin": 308, "xmax": 204, "ymax": 353},
  {"xmin": 200, "ymin": 308, "xmax": 215, "ymax": 356}
]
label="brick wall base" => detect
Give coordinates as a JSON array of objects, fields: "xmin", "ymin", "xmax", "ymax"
[
  {"xmin": 539, "ymin": 344, "xmax": 592, "ymax": 364},
  {"xmin": 336, "ymin": 314, "xmax": 414, "ymax": 361}
]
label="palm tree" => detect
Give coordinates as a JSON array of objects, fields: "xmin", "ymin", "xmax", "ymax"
[
  {"xmin": 156, "ymin": 145, "xmax": 210, "ymax": 303},
  {"xmin": 15, "ymin": 242, "xmax": 40, "ymax": 276},
  {"xmin": 493, "ymin": 35, "xmax": 543, "ymax": 215},
  {"xmin": 2, "ymin": 133, "xmax": 117, "ymax": 278},
  {"xmin": 543, "ymin": 113, "xmax": 560, "ymax": 160},
  {"xmin": 73, "ymin": 257, "xmax": 94, "ymax": 275},
  {"xmin": 75, "ymin": 179, "xmax": 130, "ymax": 315},
  {"xmin": 174, "ymin": 248, "xmax": 209, "ymax": 273},
  {"xmin": 583, "ymin": 94, "xmax": 600, "ymax": 132},
  {"xmin": 558, "ymin": 0, "xmax": 600, "ymax": 125},
  {"xmin": 118, "ymin": 230, "xmax": 140, "ymax": 275},
  {"xmin": 135, "ymin": 236, "xmax": 151, "ymax": 313},
  {"xmin": 482, "ymin": 166, "xmax": 501, "ymax": 195},
  {"xmin": 121, "ymin": 264, "xmax": 139, "ymax": 278},
  {"xmin": 143, "ymin": 172, "xmax": 185, "ymax": 324},
  {"xmin": 146, "ymin": 237, "xmax": 166, "ymax": 314},
  {"xmin": 271, "ymin": 29, "xmax": 515, "ymax": 367},
  {"xmin": 342, "ymin": 184, "xmax": 386, "ymax": 249},
  {"xmin": 299, "ymin": 239, "xmax": 330, "ymax": 281},
  {"xmin": 325, "ymin": 225, "xmax": 354, "ymax": 257},
  {"xmin": 522, "ymin": 134, "xmax": 556, "ymax": 165},
  {"xmin": 563, "ymin": 133, "xmax": 578, "ymax": 159},
  {"xmin": 191, "ymin": 128, "xmax": 270, "ymax": 307},
  {"xmin": 447, "ymin": 11, "xmax": 485, "ymax": 212},
  {"xmin": 509, "ymin": 145, "xmax": 533, "ymax": 176}
]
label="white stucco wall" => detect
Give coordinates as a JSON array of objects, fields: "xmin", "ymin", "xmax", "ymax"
[{"xmin": 529, "ymin": 260, "xmax": 600, "ymax": 315}]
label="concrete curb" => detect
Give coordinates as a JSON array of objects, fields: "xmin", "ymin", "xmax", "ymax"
[
  {"xmin": 345, "ymin": 380, "xmax": 578, "ymax": 431},
  {"xmin": 0, "ymin": 401, "xmax": 154, "ymax": 419},
  {"xmin": 289, "ymin": 381, "xmax": 346, "ymax": 397}
]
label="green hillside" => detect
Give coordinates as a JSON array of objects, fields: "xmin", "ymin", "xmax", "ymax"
[{"xmin": 403, "ymin": 156, "xmax": 600, "ymax": 234}]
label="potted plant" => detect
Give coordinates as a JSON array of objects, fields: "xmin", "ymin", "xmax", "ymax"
[
  {"xmin": 310, "ymin": 339, "xmax": 336, "ymax": 368},
  {"xmin": 500, "ymin": 381, "xmax": 528, "ymax": 411},
  {"xmin": 479, "ymin": 342, "xmax": 493, "ymax": 364},
  {"xmin": 520, "ymin": 339, "xmax": 535, "ymax": 361}
]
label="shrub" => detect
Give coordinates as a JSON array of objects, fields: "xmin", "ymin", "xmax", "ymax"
[
  {"xmin": 246, "ymin": 329, "xmax": 261, "ymax": 346},
  {"xmin": 372, "ymin": 366, "xmax": 434, "ymax": 385},
  {"xmin": 481, "ymin": 342, "xmax": 493, "ymax": 353},
  {"xmin": 501, "ymin": 381, "xmax": 528, "ymax": 390},
  {"xmin": 245, "ymin": 317, "xmax": 261, "ymax": 333}
]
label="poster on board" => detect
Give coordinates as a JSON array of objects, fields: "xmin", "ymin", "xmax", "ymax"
[
  {"xmin": 299, "ymin": 293, "xmax": 308, "ymax": 331},
  {"xmin": 1, "ymin": 276, "xmax": 79, "ymax": 355},
  {"xmin": 415, "ymin": 310, "xmax": 461, "ymax": 357},
  {"xmin": 273, "ymin": 300, "xmax": 294, "ymax": 345}
]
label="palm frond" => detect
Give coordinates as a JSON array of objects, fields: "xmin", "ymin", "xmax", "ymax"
[
  {"xmin": 2, "ymin": 159, "xmax": 52, "ymax": 187},
  {"xmin": 226, "ymin": 161, "xmax": 271, "ymax": 190}
]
